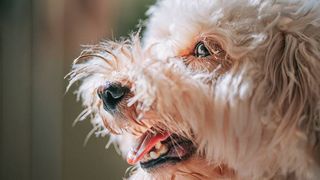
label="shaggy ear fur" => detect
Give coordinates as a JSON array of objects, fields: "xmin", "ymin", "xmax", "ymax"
[
  {"xmin": 251, "ymin": 11, "xmax": 320, "ymax": 178},
  {"xmin": 261, "ymin": 16, "xmax": 320, "ymax": 155}
]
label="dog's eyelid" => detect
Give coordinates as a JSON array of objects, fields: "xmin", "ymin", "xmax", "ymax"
[{"xmin": 210, "ymin": 43, "xmax": 223, "ymax": 54}]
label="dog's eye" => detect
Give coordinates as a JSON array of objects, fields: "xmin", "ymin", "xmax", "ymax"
[{"xmin": 194, "ymin": 42, "xmax": 210, "ymax": 57}]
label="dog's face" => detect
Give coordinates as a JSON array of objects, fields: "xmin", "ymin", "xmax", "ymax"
[{"xmin": 67, "ymin": 0, "xmax": 320, "ymax": 179}]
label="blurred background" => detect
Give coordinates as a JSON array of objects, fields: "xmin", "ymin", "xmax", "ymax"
[{"xmin": 0, "ymin": 0, "xmax": 155, "ymax": 179}]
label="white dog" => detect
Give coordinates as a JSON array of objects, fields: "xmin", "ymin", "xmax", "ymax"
[{"xmin": 67, "ymin": 0, "xmax": 320, "ymax": 179}]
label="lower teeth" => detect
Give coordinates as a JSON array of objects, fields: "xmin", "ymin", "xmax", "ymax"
[{"xmin": 141, "ymin": 144, "xmax": 168, "ymax": 163}]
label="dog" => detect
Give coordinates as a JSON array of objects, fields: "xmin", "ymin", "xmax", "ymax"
[{"xmin": 67, "ymin": 0, "xmax": 320, "ymax": 179}]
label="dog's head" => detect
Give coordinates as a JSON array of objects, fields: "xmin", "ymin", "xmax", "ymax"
[{"xmin": 67, "ymin": 0, "xmax": 320, "ymax": 179}]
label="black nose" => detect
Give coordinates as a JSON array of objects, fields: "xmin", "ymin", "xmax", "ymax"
[{"xmin": 97, "ymin": 82, "xmax": 130, "ymax": 113}]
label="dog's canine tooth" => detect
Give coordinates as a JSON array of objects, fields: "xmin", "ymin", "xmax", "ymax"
[
  {"xmin": 159, "ymin": 144, "xmax": 168, "ymax": 155},
  {"xmin": 149, "ymin": 151, "xmax": 158, "ymax": 159},
  {"xmin": 142, "ymin": 153, "xmax": 151, "ymax": 162},
  {"xmin": 145, "ymin": 153, "xmax": 151, "ymax": 161}
]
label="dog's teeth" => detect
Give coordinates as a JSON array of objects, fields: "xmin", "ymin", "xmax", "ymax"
[
  {"xmin": 145, "ymin": 153, "xmax": 151, "ymax": 161},
  {"xmin": 159, "ymin": 144, "xmax": 168, "ymax": 154},
  {"xmin": 155, "ymin": 142, "xmax": 162, "ymax": 149},
  {"xmin": 140, "ymin": 143, "xmax": 169, "ymax": 163},
  {"xmin": 142, "ymin": 153, "xmax": 152, "ymax": 162},
  {"xmin": 150, "ymin": 151, "xmax": 158, "ymax": 159}
]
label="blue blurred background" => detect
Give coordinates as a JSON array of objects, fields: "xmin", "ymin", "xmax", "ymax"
[{"xmin": 0, "ymin": 0, "xmax": 155, "ymax": 179}]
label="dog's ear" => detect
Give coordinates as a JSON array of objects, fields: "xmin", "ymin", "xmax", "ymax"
[{"xmin": 261, "ymin": 15, "xmax": 320, "ymax": 150}]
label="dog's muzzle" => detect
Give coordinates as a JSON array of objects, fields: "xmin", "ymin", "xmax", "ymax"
[{"xmin": 97, "ymin": 82, "xmax": 130, "ymax": 113}]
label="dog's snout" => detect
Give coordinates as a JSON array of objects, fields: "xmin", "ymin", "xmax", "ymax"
[{"xmin": 97, "ymin": 82, "xmax": 130, "ymax": 113}]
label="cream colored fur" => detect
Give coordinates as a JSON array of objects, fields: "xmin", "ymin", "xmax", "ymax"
[{"xmin": 67, "ymin": 0, "xmax": 320, "ymax": 179}]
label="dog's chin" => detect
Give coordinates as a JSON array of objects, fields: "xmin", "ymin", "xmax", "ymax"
[{"xmin": 137, "ymin": 156, "xmax": 236, "ymax": 180}]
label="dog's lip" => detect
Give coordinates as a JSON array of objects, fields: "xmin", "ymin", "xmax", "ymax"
[
  {"xmin": 139, "ymin": 135, "xmax": 195, "ymax": 170},
  {"xmin": 127, "ymin": 129, "xmax": 171, "ymax": 165}
]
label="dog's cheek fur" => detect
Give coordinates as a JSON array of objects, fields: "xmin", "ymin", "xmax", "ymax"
[
  {"xmin": 256, "ymin": 21, "xmax": 320, "ymax": 178},
  {"xmin": 208, "ymin": 13, "xmax": 320, "ymax": 180}
]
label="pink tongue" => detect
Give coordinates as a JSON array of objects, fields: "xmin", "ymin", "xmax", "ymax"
[{"xmin": 127, "ymin": 131, "xmax": 170, "ymax": 165}]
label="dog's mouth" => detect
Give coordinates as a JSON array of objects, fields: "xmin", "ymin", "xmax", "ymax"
[{"xmin": 127, "ymin": 129, "xmax": 195, "ymax": 170}]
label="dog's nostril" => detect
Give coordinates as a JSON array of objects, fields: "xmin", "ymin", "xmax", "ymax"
[{"xmin": 97, "ymin": 82, "xmax": 130, "ymax": 113}]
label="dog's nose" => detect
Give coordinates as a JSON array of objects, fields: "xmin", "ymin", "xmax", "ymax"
[{"xmin": 97, "ymin": 82, "xmax": 130, "ymax": 112}]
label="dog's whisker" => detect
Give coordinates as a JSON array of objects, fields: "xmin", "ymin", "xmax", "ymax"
[
  {"xmin": 169, "ymin": 135, "xmax": 185, "ymax": 159},
  {"xmin": 83, "ymin": 125, "xmax": 99, "ymax": 147},
  {"xmin": 73, "ymin": 108, "xmax": 92, "ymax": 127},
  {"xmin": 176, "ymin": 169, "xmax": 206, "ymax": 180},
  {"xmin": 75, "ymin": 54, "xmax": 115, "ymax": 67},
  {"xmin": 101, "ymin": 117, "xmax": 121, "ymax": 135},
  {"xmin": 124, "ymin": 165, "xmax": 138, "ymax": 179}
]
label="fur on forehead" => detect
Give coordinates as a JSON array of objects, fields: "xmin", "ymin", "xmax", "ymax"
[{"xmin": 143, "ymin": 0, "xmax": 320, "ymax": 59}]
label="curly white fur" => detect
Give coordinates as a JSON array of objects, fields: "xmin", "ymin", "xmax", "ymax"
[{"xmin": 67, "ymin": 0, "xmax": 320, "ymax": 179}]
